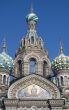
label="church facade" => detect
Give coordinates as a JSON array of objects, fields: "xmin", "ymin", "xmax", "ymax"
[{"xmin": 0, "ymin": 7, "xmax": 69, "ymax": 110}]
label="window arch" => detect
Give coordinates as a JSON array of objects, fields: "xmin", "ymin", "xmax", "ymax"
[
  {"xmin": 29, "ymin": 58, "xmax": 36, "ymax": 74},
  {"xmin": 3, "ymin": 75, "xmax": 6, "ymax": 84},
  {"xmin": 18, "ymin": 60, "xmax": 22, "ymax": 76},
  {"xmin": 43, "ymin": 61, "xmax": 47, "ymax": 76}
]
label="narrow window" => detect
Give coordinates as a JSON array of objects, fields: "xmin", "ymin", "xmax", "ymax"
[
  {"xmin": 43, "ymin": 61, "xmax": 47, "ymax": 76},
  {"xmin": 10, "ymin": 69, "xmax": 13, "ymax": 81},
  {"xmin": 29, "ymin": 39, "xmax": 30, "ymax": 44},
  {"xmin": 31, "ymin": 36, "xmax": 34, "ymax": 44},
  {"xmin": 29, "ymin": 58, "xmax": 36, "ymax": 74},
  {"xmin": 3, "ymin": 75, "xmax": 6, "ymax": 84},
  {"xmin": 24, "ymin": 38, "xmax": 25, "ymax": 46},
  {"xmin": 61, "ymin": 76, "xmax": 63, "ymax": 85},
  {"xmin": 18, "ymin": 60, "xmax": 22, "ymax": 76}
]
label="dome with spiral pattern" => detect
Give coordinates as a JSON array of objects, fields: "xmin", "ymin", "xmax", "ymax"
[
  {"xmin": 0, "ymin": 52, "xmax": 14, "ymax": 70},
  {"xmin": 0, "ymin": 37, "xmax": 14, "ymax": 71},
  {"xmin": 26, "ymin": 12, "xmax": 38, "ymax": 23},
  {"xmin": 51, "ymin": 53, "xmax": 69, "ymax": 73}
]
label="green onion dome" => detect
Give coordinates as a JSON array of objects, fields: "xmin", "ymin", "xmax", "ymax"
[
  {"xmin": 0, "ymin": 36, "xmax": 14, "ymax": 71},
  {"xmin": 0, "ymin": 52, "xmax": 14, "ymax": 71},
  {"xmin": 26, "ymin": 12, "xmax": 38, "ymax": 23},
  {"xmin": 51, "ymin": 53, "xmax": 69, "ymax": 72},
  {"xmin": 0, "ymin": 56, "xmax": 6, "ymax": 68}
]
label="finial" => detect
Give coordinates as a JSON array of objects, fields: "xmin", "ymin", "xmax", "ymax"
[
  {"xmin": 3, "ymin": 34, "xmax": 7, "ymax": 53},
  {"xmin": 30, "ymin": 0, "xmax": 34, "ymax": 13},
  {"xmin": 59, "ymin": 37, "xmax": 63, "ymax": 54}
]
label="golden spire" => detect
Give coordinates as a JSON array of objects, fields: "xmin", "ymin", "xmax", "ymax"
[
  {"xmin": 59, "ymin": 38, "xmax": 63, "ymax": 54},
  {"xmin": 3, "ymin": 34, "xmax": 7, "ymax": 53}
]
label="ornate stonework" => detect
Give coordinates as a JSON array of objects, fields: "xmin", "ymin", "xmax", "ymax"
[
  {"xmin": 0, "ymin": 4, "xmax": 69, "ymax": 110},
  {"xmin": 8, "ymin": 74, "xmax": 60, "ymax": 99},
  {"xmin": 4, "ymin": 99, "xmax": 65, "ymax": 110}
]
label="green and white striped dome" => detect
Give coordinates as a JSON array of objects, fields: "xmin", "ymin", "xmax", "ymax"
[
  {"xmin": 0, "ymin": 52, "xmax": 14, "ymax": 70},
  {"xmin": 0, "ymin": 36, "xmax": 14, "ymax": 71},
  {"xmin": 26, "ymin": 12, "xmax": 38, "ymax": 23},
  {"xmin": 51, "ymin": 53, "xmax": 69, "ymax": 72}
]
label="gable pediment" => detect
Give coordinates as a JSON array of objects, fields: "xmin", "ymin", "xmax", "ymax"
[{"xmin": 8, "ymin": 74, "xmax": 60, "ymax": 99}]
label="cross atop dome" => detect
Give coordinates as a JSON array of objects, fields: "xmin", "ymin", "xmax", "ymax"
[
  {"xmin": 2, "ymin": 34, "xmax": 7, "ymax": 53},
  {"xmin": 59, "ymin": 39, "xmax": 63, "ymax": 54},
  {"xmin": 30, "ymin": 1, "xmax": 34, "ymax": 13},
  {"xmin": 26, "ymin": 3, "xmax": 38, "ymax": 30}
]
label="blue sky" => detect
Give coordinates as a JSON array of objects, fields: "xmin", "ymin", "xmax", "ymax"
[{"xmin": 0, "ymin": 0, "xmax": 69, "ymax": 61}]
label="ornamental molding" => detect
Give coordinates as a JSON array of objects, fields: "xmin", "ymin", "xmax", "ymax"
[
  {"xmin": 4, "ymin": 99, "xmax": 64, "ymax": 108},
  {"xmin": 41, "ymin": 56, "xmax": 51, "ymax": 67},
  {"xmin": 24, "ymin": 52, "xmax": 40, "ymax": 62}
]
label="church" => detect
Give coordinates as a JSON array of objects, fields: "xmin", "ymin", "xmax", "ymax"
[{"xmin": 0, "ymin": 5, "xmax": 69, "ymax": 110}]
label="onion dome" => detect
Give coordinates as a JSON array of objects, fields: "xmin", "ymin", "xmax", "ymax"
[
  {"xmin": 51, "ymin": 43, "xmax": 69, "ymax": 72},
  {"xmin": 0, "ymin": 37, "xmax": 14, "ymax": 71},
  {"xmin": 0, "ymin": 56, "xmax": 7, "ymax": 68},
  {"xmin": 26, "ymin": 13, "xmax": 38, "ymax": 23},
  {"xmin": 26, "ymin": 6, "xmax": 38, "ymax": 23},
  {"xmin": 0, "ymin": 52, "xmax": 14, "ymax": 70}
]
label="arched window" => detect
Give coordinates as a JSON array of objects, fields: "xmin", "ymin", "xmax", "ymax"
[
  {"xmin": 24, "ymin": 38, "xmax": 25, "ymax": 46},
  {"xmin": 61, "ymin": 76, "xmax": 63, "ymax": 85},
  {"xmin": 29, "ymin": 39, "xmax": 30, "ymax": 44},
  {"xmin": 18, "ymin": 60, "xmax": 22, "ymax": 76},
  {"xmin": 3, "ymin": 75, "xmax": 6, "ymax": 84},
  {"xmin": 31, "ymin": 36, "xmax": 34, "ymax": 44},
  {"xmin": 29, "ymin": 58, "xmax": 36, "ymax": 74},
  {"xmin": 43, "ymin": 61, "xmax": 47, "ymax": 76}
]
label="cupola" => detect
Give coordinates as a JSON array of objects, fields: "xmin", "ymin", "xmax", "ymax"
[
  {"xmin": 51, "ymin": 43, "xmax": 69, "ymax": 73},
  {"xmin": 0, "ymin": 37, "xmax": 14, "ymax": 71}
]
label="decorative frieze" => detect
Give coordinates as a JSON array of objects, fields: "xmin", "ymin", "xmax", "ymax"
[{"xmin": 4, "ymin": 99, "xmax": 65, "ymax": 110}]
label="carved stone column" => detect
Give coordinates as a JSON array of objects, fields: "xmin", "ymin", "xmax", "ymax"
[{"xmin": 37, "ymin": 61, "xmax": 43, "ymax": 76}]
